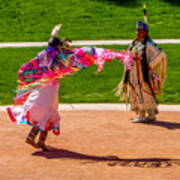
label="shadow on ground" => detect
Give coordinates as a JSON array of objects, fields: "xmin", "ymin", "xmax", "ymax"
[
  {"xmin": 144, "ymin": 120, "xmax": 180, "ymax": 130},
  {"xmin": 32, "ymin": 148, "xmax": 180, "ymax": 168}
]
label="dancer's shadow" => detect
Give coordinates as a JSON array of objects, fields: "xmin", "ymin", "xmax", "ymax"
[
  {"xmin": 32, "ymin": 148, "xmax": 120, "ymax": 161},
  {"xmin": 143, "ymin": 120, "xmax": 180, "ymax": 130},
  {"xmin": 32, "ymin": 148, "xmax": 180, "ymax": 168}
]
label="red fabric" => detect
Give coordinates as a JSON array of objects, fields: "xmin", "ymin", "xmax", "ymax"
[{"xmin": 7, "ymin": 108, "xmax": 17, "ymax": 123}]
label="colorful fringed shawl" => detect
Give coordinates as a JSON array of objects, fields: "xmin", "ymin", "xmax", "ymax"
[{"xmin": 14, "ymin": 46, "xmax": 134, "ymax": 105}]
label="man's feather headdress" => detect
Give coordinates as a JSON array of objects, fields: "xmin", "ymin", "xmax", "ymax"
[{"xmin": 143, "ymin": 3, "xmax": 148, "ymax": 24}]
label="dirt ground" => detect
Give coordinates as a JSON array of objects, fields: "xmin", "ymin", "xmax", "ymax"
[{"xmin": 0, "ymin": 110, "xmax": 180, "ymax": 180}]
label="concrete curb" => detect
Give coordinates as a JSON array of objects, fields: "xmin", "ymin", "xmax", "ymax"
[{"xmin": 0, "ymin": 104, "xmax": 180, "ymax": 112}]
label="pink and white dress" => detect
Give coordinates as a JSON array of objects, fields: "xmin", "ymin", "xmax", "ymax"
[{"xmin": 7, "ymin": 80, "xmax": 60, "ymax": 135}]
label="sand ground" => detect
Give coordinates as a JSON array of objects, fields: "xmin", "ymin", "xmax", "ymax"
[{"xmin": 0, "ymin": 110, "xmax": 180, "ymax": 180}]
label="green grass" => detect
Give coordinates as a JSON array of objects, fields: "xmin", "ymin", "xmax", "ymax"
[
  {"xmin": 0, "ymin": 0, "xmax": 180, "ymax": 41},
  {"xmin": 0, "ymin": 44, "xmax": 180, "ymax": 105}
]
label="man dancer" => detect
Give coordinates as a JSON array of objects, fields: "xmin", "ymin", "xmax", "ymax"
[{"xmin": 117, "ymin": 21, "xmax": 166, "ymax": 123}]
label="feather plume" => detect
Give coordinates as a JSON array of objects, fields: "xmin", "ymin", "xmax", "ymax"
[
  {"xmin": 143, "ymin": 3, "xmax": 148, "ymax": 24},
  {"xmin": 51, "ymin": 24, "xmax": 62, "ymax": 37}
]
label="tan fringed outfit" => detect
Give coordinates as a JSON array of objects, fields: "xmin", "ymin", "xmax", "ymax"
[{"xmin": 117, "ymin": 37, "xmax": 166, "ymax": 119}]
